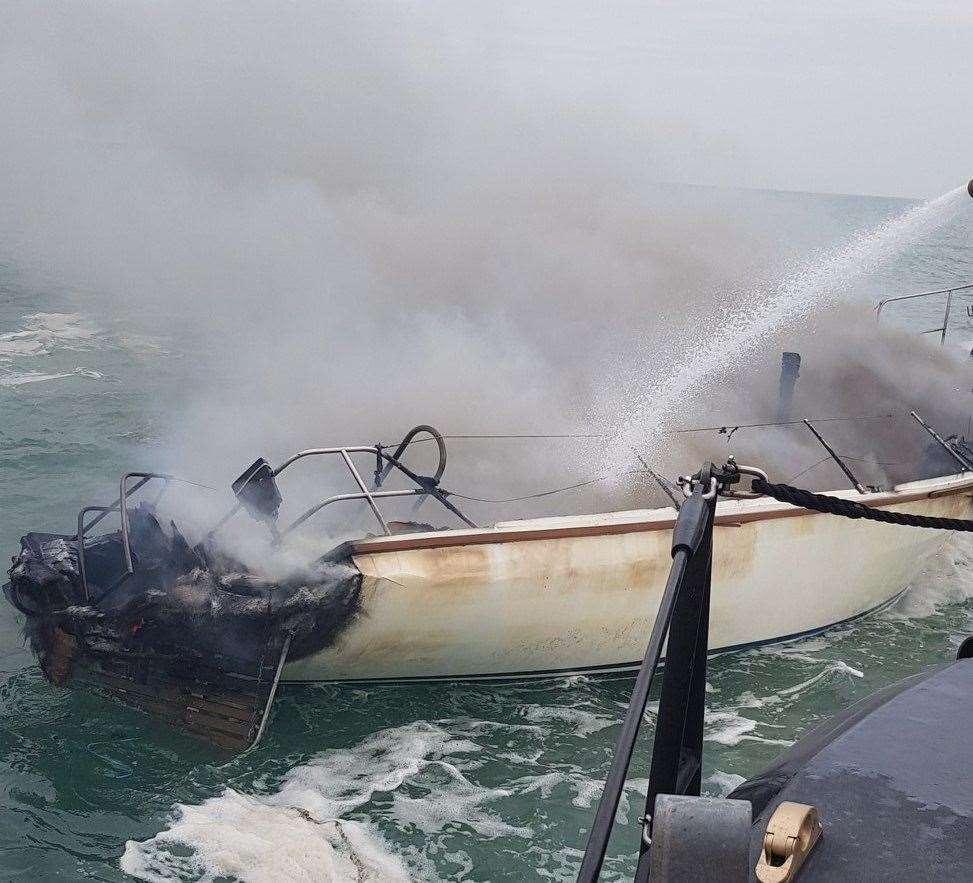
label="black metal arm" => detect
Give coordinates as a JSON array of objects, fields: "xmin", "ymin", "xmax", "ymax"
[{"xmin": 577, "ymin": 464, "xmax": 720, "ymax": 883}]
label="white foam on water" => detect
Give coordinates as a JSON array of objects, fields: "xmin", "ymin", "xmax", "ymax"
[
  {"xmin": 507, "ymin": 769, "xmax": 605, "ymax": 809},
  {"xmin": 120, "ymin": 791, "xmax": 411, "ymax": 883},
  {"xmin": 704, "ymin": 710, "xmax": 791, "ymax": 747},
  {"xmin": 775, "ymin": 660, "xmax": 863, "ymax": 696},
  {"xmin": 0, "ymin": 311, "xmax": 101, "ymax": 362},
  {"xmin": 519, "ymin": 704, "xmax": 616, "ymax": 737},
  {"xmin": 21, "ymin": 311, "xmax": 101, "ymax": 341},
  {"xmin": 887, "ymin": 533, "xmax": 973, "ymax": 619},
  {"xmin": 706, "ymin": 771, "xmax": 746, "ymax": 797},
  {"xmin": 0, "ymin": 329, "xmax": 54, "ymax": 358},
  {"xmin": 122, "ymin": 720, "xmax": 526, "ymax": 882},
  {"xmin": 601, "ymin": 186, "xmax": 971, "ymax": 462},
  {"xmin": 0, "ymin": 366, "xmax": 103, "ymax": 386}
]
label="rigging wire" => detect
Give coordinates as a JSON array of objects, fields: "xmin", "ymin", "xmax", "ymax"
[
  {"xmin": 672, "ymin": 412, "xmax": 901, "ymax": 434},
  {"xmin": 256, "ymin": 415, "xmax": 910, "ymax": 508},
  {"xmin": 450, "ymin": 450, "xmax": 908, "ymax": 506},
  {"xmin": 393, "ymin": 412, "xmax": 903, "ymax": 447},
  {"xmin": 785, "ymin": 453, "xmax": 905, "ymax": 484},
  {"xmin": 444, "ymin": 469, "xmax": 648, "ymax": 504}
]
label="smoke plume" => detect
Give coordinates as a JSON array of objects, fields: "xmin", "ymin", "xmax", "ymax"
[{"xmin": 1, "ymin": 2, "xmax": 971, "ymax": 542}]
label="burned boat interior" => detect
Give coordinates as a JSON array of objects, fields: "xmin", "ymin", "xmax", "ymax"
[{"xmin": 4, "ymin": 425, "xmax": 477, "ymax": 751}]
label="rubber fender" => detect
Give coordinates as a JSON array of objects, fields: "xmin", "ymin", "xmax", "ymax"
[{"xmin": 649, "ymin": 794, "xmax": 752, "ymax": 883}]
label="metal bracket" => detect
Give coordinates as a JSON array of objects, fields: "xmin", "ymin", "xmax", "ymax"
[
  {"xmin": 717, "ymin": 457, "xmax": 769, "ymax": 499},
  {"xmin": 755, "ymin": 802, "xmax": 823, "ymax": 883}
]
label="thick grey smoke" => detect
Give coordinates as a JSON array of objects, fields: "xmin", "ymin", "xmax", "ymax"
[{"xmin": 1, "ymin": 2, "xmax": 971, "ymax": 544}]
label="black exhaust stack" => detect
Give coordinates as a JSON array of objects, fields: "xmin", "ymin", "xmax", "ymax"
[{"xmin": 777, "ymin": 351, "xmax": 802, "ymax": 423}]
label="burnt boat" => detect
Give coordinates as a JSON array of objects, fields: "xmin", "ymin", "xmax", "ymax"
[{"xmin": 4, "ymin": 420, "xmax": 973, "ymax": 750}]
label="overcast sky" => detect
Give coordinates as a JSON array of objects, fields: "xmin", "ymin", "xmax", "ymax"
[
  {"xmin": 3, "ymin": 1, "xmax": 971, "ymax": 200},
  {"xmin": 431, "ymin": 1, "xmax": 973, "ymax": 199}
]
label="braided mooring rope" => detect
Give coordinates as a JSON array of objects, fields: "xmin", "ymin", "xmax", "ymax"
[{"xmin": 751, "ymin": 478, "xmax": 973, "ymax": 532}]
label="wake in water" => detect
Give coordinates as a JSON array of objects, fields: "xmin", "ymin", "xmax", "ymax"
[
  {"xmin": 602, "ymin": 186, "xmax": 973, "ymax": 466},
  {"xmin": 121, "ymin": 721, "xmax": 516, "ymax": 882},
  {"xmin": 122, "ymin": 792, "xmax": 411, "ymax": 883},
  {"xmin": 888, "ymin": 533, "xmax": 973, "ymax": 619}
]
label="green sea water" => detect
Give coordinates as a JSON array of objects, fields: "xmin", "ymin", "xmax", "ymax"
[{"xmin": 2, "ymin": 190, "xmax": 973, "ymax": 881}]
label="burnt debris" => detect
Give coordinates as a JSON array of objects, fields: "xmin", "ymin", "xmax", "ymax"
[
  {"xmin": 2, "ymin": 425, "xmax": 471, "ymax": 751},
  {"xmin": 4, "ymin": 504, "xmax": 362, "ymax": 751}
]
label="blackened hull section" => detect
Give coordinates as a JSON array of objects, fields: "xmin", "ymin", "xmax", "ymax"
[
  {"xmin": 4, "ymin": 507, "xmax": 364, "ymax": 751},
  {"xmin": 74, "ymin": 634, "xmax": 292, "ymax": 752}
]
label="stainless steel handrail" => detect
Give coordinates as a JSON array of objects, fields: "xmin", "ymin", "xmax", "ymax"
[
  {"xmin": 74, "ymin": 428, "xmax": 473, "ymax": 602},
  {"xmin": 268, "ymin": 444, "xmax": 475, "ymax": 536},
  {"xmin": 212, "ymin": 428, "xmax": 476, "ymax": 542},
  {"xmin": 280, "ymin": 488, "xmax": 427, "ymax": 538},
  {"xmin": 876, "ymin": 282, "xmax": 973, "ymax": 345}
]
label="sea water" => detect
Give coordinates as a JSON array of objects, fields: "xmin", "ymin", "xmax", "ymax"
[{"xmin": 2, "ymin": 189, "xmax": 973, "ymax": 881}]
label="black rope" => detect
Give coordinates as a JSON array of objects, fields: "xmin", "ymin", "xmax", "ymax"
[{"xmin": 752, "ymin": 478, "xmax": 973, "ymax": 531}]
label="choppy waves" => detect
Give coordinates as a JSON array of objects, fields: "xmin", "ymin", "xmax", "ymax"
[
  {"xmin": 0, "ymin": 311, "xmax": 107, "ymax": 387},
  {"xmin": 114, "ymin": 531, "xmax": 973, "ymax": 882}
]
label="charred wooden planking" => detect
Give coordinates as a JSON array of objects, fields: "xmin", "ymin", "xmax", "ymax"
[{"xmin": 74, "ymin": 634, "xmax": 290, "ymax": 752}]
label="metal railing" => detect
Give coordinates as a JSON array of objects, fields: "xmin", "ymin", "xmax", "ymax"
[
  {"xmin": 214, "ymin": 425, "xmax": 475, "ymax": 541},
  {"xmin": 875, "ymin": 282, "xmax": 973, "ymax": 344},
  {"xmin": 271, "ymin": 445, "xmax": 473, "ymax": 539},
  {"xmin": 76, "ymin": 472, "xmax": 172, "ymax": 602},
  {"xmin": 72, "ymin": 426, "xmax": 474, "ymax": 603}
]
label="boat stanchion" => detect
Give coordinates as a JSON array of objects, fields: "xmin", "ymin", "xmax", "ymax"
[
  {"xmin": 910, "ymin": 410, "xmax": 973, "ymax": 472},
  {"xmin": 801, "ymin": 419, "xmax": 869, "ymax": 493}
]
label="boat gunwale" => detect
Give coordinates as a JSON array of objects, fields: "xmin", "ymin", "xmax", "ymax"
[{"xmin": 349, "ymin": 472, "xmax": 973, "ymax": 554}]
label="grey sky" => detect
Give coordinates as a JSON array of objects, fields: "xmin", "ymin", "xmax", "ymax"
[
  {"xmin": 3, "ymin": 2, "xmax": 970, "ymax": 199},
  {"xmin": 419, "ymin": 1, "xmax": 973, "ymax": 199}
]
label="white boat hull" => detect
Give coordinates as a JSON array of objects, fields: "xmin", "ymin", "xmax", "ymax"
[{"xmin": 282, "ymin": 474, "xmax": 973, "ymax": 682}]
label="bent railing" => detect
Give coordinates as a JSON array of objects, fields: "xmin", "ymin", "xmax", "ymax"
[
  {"xmin": 244, "ymin": 428, "xmax": 474, "ymax": 538},
  {"xmin": 76, "ymin": 471, "xmax": 172, "ymax": 603}
]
